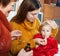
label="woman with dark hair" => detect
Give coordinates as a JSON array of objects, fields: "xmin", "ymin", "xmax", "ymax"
[
  {"xmin": 0, "ymin": 0, "xmax": 16, "ymax": 56},
  {"xmin": 10, "ymin": 0, "xmax": 41, "ymax": 56},
  {"xmin": 11, "ymin": 0, "xmax": 41, "ymax": 23},
  {"xmin": 10, "ymin": 0, "xmax": 58, "ymax": 56}
]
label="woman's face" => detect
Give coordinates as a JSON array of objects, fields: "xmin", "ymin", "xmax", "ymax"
[
  {"xmin": 1, "ymin": 2, "xmax": 15, "ymax": 16},
  {"xmin": 26, "ymin": 9, "xmax": 40, "ymax": 22}
]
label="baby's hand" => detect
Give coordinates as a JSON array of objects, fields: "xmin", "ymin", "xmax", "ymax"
[{"xmin": 11, "ymin": 30, "xmax": 22, "ymax": 40}]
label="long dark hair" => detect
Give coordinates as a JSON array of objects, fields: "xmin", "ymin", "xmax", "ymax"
[{"xmin": 11, "ymin": 0, "xmax": 41, "ymax": 23}]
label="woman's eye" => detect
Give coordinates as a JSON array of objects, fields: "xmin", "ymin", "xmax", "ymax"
[
  {"xmin": 11, "ymin": 5, "xmax": 14, "ymax": 7},
  {"xmin": 31, "ymin": 13, "xmax": 38, "ymax": 15}
]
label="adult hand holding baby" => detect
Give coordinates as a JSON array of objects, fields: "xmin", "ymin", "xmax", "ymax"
[{"xmin": 40, "ymin": 38, "xmax": 47, "ymax": 45}]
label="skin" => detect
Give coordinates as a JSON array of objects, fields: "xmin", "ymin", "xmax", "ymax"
[
  {"xmin": 0, "ymin": 2, "xmax": 15, "ymax": 16},
  {"xmin": 26, "ymin": 9, "xmax": 40, "ymax": 22},
  {"xmin": 34, "ymin": 24, "xmax": 52, "ymax": 46},
  {"xmin": 41, "ymin": 24, "xmax": 52, "ymax": 38}
]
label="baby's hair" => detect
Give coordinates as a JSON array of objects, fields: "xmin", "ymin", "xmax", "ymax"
[{"xmin": 39, "ymin": 22, "xmax": 53, "ymax": 33}]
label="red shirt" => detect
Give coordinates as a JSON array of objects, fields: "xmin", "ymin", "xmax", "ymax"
[
  {"xmin": 33, "ymin": 34, "xmax": 58, "ymax": 56},
  {"xmin": 0, "ymin": 11, "xmax": 12, "ymax": 56}
]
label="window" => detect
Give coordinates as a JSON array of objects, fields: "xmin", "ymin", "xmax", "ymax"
[{"xmin": 38, "ymin": 12, "xmax": 43, "ymax": 23}]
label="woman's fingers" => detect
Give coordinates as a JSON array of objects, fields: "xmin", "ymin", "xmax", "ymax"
[
  {"xmin": 17, "ymin": 49, "xmax": 33, "ymax": 56},
  {"xmin": 26, "ymin": 50, "xmax": 33, "ymax": 56},
  {"xmin": 11, "ymin": 30, "xmax": 22, "ymax": 37}
]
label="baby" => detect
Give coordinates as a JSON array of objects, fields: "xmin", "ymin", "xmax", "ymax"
[{"xmin": 33, "ymin": 20, "xmax": 58, "ymax": 56}]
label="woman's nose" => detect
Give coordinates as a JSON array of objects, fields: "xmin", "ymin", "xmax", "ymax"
[
  {"xmin": 34, "ymin": 15, "xmax": 38, "ymax": 18},
  {"xmin": 11, "ymin": 7, "xmax": 15, "ymax": 11},
  {"xmin": 10, "ymin": 6, "xmax": 15, "ymax": 11}
]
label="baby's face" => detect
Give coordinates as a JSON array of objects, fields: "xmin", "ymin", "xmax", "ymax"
[{"xmin": 41, "ymin": 25, "xmax": 52, "ymax": 38}]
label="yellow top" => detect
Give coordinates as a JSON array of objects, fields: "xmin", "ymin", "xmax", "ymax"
[
  {"xmin": 10, "ymin": 18, "xmax": 40, "ymax": 55},
  {"xmin": 10, "ymin": 18, "xmax": 58, "ymax": 55}
]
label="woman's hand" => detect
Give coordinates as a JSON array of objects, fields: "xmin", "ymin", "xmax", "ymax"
[
  {"xmin": 11, "ymin": 30, "xmax": 22, "ymax": 40},
  {"xmin": 34, "ymin": 38, "xmax": 44, "ymax": 45},
  {"xmin": 40, "ymin": 38, "xmax": 47, "ymax": 45},
  {"xmin": 17, "ymin": 49, "xmax": 33, "ymax": 56},
  {"xmin": 34, "ymin": 38, "xmax": 47, "ymax": 45}
]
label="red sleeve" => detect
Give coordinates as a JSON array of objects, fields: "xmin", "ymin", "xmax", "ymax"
[
  {"xmin": 0, "ymin": 33, "xmax": 11, "ymax": 53},
  {"xmin": 45, "ymin": 38, "xmax": 58, "ymax": 56},
  {"xmin": 34, "ymin": 34, "xmax": 43, "ymax": 39},
  {"xmin": 0, "ymin": 21, "xmax": 11, "ymax": 53},
  {"xmin": 0, "ymin": 27, "xmax": 1, "ymax": 36}
]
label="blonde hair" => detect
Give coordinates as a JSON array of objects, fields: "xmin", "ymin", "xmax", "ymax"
[
  {"xmin": 39, "ymin": 19, "xmax": 58, "ymax": 37},
  {"xmin": 39, "ymin": 22, "xmax": 53, "ymax": 33}
]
